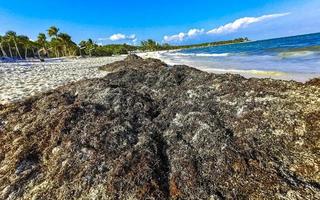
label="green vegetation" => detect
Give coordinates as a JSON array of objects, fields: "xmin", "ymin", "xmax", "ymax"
[
  {"xmin": 0, "ymin": 26, "xmax": 249, "ymax": 59},
  {"xmin": 0, "ymin": 27, "xmax": 79, "ymax": 59},
  {"xmin": 177, "ymin": 37, "xmax": 249, "ymax": 49},
  {"xmin": 140, "ymin": 37, "xmax": 249, "ymax": 51},
  {"xmin": 79, "ymin": 40, "xmax": 137, "ymax": 57}
]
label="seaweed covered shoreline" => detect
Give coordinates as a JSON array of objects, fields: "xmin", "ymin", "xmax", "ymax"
[{"xmin": 0, "ymin": 55, "xmax": 320, "ymax": 199}]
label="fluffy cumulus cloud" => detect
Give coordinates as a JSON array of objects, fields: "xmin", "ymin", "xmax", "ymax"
[
  {"xmin": 163, "ymin": 28, "xmax": 204, "ymax": 42},
  {"xmin": 163, "ymin": 32, "xmax": 186, "ymax": 42},
  {"xmin": 163, "ymin": 13, "xmax": 290, "ymax": 43},
  {"xmin": 109, "ymin": 33, "xmax": 136, "ymax": 41},
  {"xmin": 187, "ymin": 28, "xmax": 205, "ymax": 37},
  {"xmin": 207, "ymin": 13, "xmax": 290, "ymax": 34},
  {"xmin": 98, "ymin": 33, "xmax": 137, "ymax": 44}
]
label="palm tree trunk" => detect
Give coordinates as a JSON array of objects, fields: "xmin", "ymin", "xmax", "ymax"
[
  {"xmin": 55, "ymin": 48, "xmax": 58, "ymax": 57},
  {"xmin": 8, "ymin": 43, "xmax": 13, "ymax": 58},
  {"xmin": 42, "ymin": 46, "xmax": 48, "ymax": 58},
  {"xmin": 46, "ymin": 47, "xmax": 49, "ymax": 58},
  {"xmin": 0, "ymin": 43, "xmax": 8, "ymax": 57},
  {"xmin": 25, "ymin": 47, "xmax": 28, "ymax": 59},
  {"xmin": 13, "ymin": 39, "xmax": 22, "ymax": 59},
  {"xmin": 37, "ymin": 49, "xmax": 42, "ymax": 59},
  {"xmin": 31, "ymin": 48, "xmax": 35, "ymax": 58},
  {"xmin": 64, "ymin": 45, "xmax": 67, "ymax": 57}
]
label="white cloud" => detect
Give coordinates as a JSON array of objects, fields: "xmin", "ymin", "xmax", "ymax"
[
  {"xmin": 207, "ymin": 13, "xmax": 290, "ymax": 34},
  {"xmin": 108, "ymin": 33, "xmax": 136, "ymax": 41},
  {"xmin": 109, "ymin": 33, "xmax": 125, "ymax": 41},
  {"xmin": 163, "ymin": 32, "xmax": 186, "ymax": 42},
  {"xmin": 163, "ymin": 12, "xmax": 290, "ymax": 43},
  {"xmin": 163, "ymin": 28, "xmax": 204, "ymax": 42},
  {"xmin": 187, "ymin": 28, "xmax": 204, "ymax": 37}
]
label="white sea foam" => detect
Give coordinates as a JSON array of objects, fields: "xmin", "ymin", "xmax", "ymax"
[
  {"xmin": 195, "ymin": 53, "xmax": 230, "ymax": 57},
  {"xmin": 170, "ymin": 52, "xmax": 229, "ymax": 57},
  {"xmin": 169, "ymin": 52, "xmax": 192, "ymax": 56},
  {"xmin": 279, "ymin": 50, "xmax": 316, "ymax": 58}
]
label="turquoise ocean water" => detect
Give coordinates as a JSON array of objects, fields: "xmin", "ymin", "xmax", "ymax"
[{"xmin": 160, "ymin": 33, "xmax": 320, "ymax": 79}]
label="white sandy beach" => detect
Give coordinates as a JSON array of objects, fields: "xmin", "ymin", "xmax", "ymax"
[
  {"xmin": 0, "ymin": 56, "xmax": 125, "ymax": 104},
  {"xmin": 1, "ymin": 52, "xmax": 319, "ymax": 104}
]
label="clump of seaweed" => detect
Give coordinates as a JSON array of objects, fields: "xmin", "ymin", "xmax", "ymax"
[{"xmin": 1, "ymin": 55, "xmax": 319, "ymax": 199}]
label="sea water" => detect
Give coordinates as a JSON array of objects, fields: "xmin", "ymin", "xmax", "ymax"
[{"xmin": 158, "ymin": 33, "xmax": 320, "ymax": 81}]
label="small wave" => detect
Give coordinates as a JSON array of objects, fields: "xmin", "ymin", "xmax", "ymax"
[
  {"xmin": 171, "ymin": 52, "xmax": 229, "ymax": 57},
  {"xmin": 170, "ymin": 52, "xmax": 192, "ymax": 56},
  {"xmin": 279, "ymin": 51, "xmax": 315, "ymax": 58},
  {"xmin": 195, "ymin": 53, "xmax": 230, "ymax": 57},
  {"xmin": 200, "ymin": 67, "xmax": 286, "ymax": 76},
  {"xmin": 246, "ymin": 70, "xmax": 286, "ymax": 76}
]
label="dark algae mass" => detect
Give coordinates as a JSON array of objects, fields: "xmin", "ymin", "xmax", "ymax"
[{"xmin": 0, "ymin": 55, "xmax": 320, "ymax": 199}]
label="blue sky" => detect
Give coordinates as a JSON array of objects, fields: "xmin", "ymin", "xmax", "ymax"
[{"xmin": 0, "ymin": 0, "xmax": 319, "ymax": 45}]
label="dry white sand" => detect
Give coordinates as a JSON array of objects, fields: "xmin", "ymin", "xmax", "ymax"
[{"xmin": 0, "ymin": 56, "xmax": 125, "ymax": 104}]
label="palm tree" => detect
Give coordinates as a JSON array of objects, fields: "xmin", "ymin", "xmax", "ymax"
[
  {"xmin": 141, "ymin": 39, "xmax": 159, "ymax": 51},
  {"xmin": 58, "ymin": 33, "xmax": 72, "ymax": 56},
  {"xmin": 79, "ymin": 40, "xmax": 86, "ymax": 57},
  {"xmin": 3, "ymin": 35, "xmax": 13, "ymax": 58},
  {"xmin": 5, "ymin": 31, "xmax": 22, "ymax": 59},
  {"xmin": 18, "ymin": 35, "xmax": 30, "ymax": 59},
  {"xmin": 47, "ymin": 26, "xmax": 60, "ymax": 57},
  {"xmin": 79, "ymin": 39, "xmax": 95, "ymax": 57},
  {"xmin": 0, "ymin": 36, "xmax": 8, "ymax": 57},
  {"xmin": 50, "ymin": 37, "xmax": 61, "ymax": 57},
  {"xmin": 86, "ymin": 39, "xmax": 95, "ymax": 57},
  {"xmin": 37, "ymin": 33, "xmax": 47, "ymax": 57},
  {"xmin": 47, "ymin": 26, "xmax": 59, "ymax": 38},
  {"xmin": 29, "ymin": 40, "xmax": 40, "ymax": 58}
]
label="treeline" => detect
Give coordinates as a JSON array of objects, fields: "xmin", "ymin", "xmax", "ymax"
[
  {"xmin": 79, "ymin": 39, "xmax": 137, "ymax": 57},
  {"xmin": 177, "ymin": 37, "xmax": 249, "ymax": 49},
  {"xmin": 0, "ymin": 26, "xmax": 138, "ymax": 59},
  {"xmin": 135, "ymin": 37, "xmax": 250, "ymax": 51},
  {"xmin": 0, "ymin": 26, "xmax": 249, "ymax": 59},
  {"xmin": 0, "ymin": 27, "xmax": 79, "ymax": 59}
]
